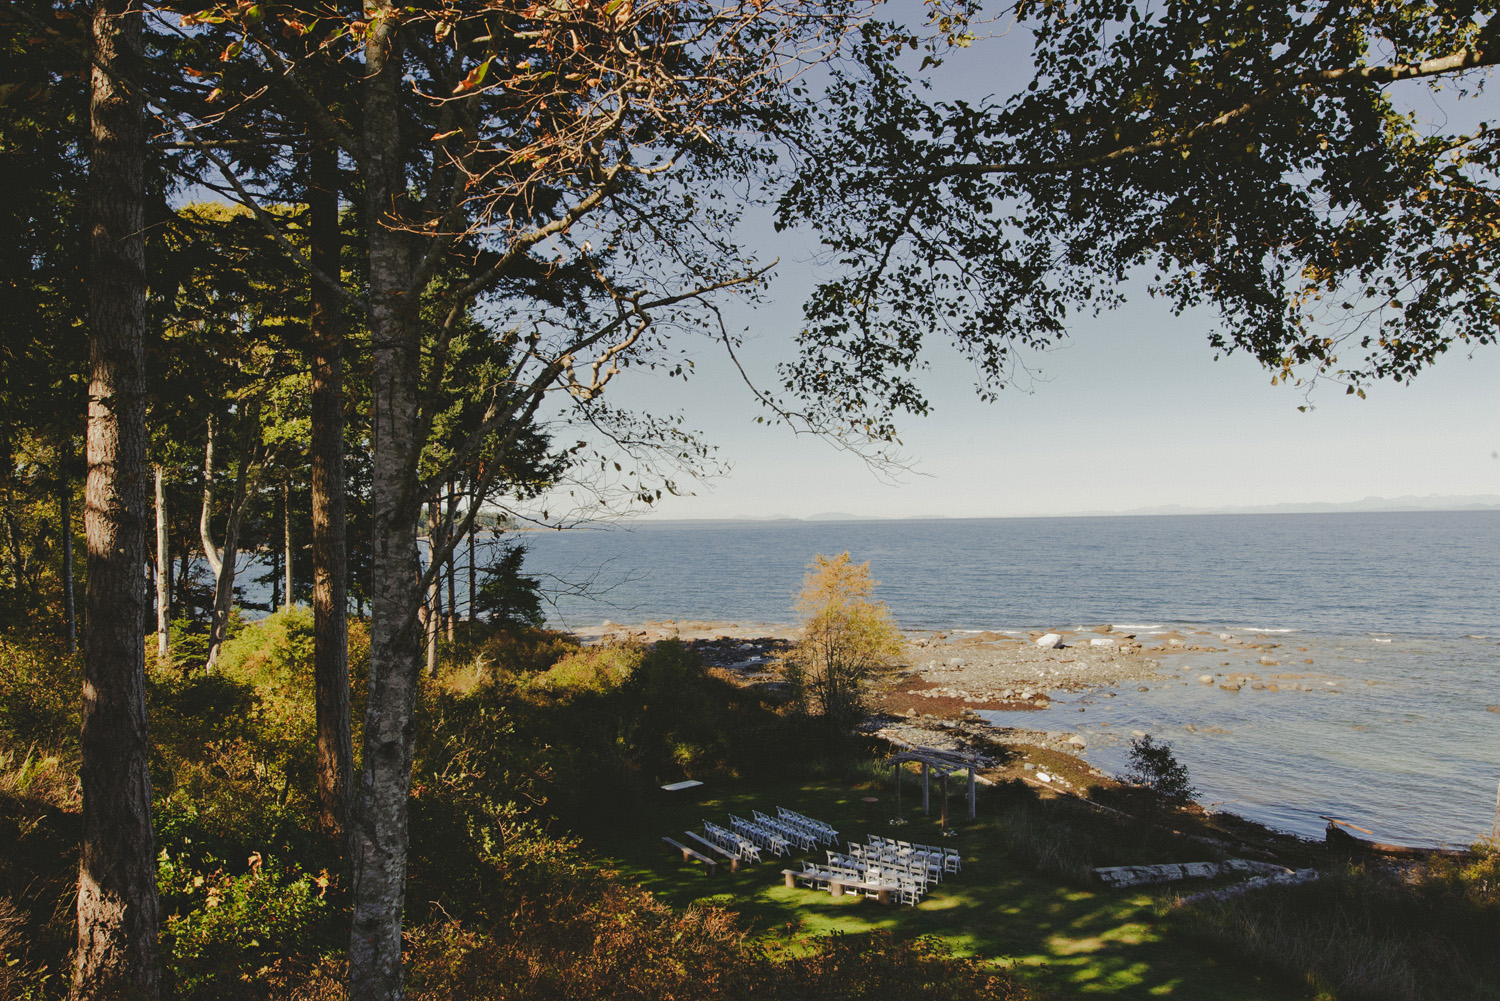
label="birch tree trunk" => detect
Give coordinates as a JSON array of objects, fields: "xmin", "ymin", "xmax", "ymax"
[
  {"xmin": 308, "ymin": 136, "xmax": 352, "ymax": 845},
  {"xmin": 349, "ymin": 8, "xmax": 425, "ymax": 997},
  {"xmin": 75, "ymin": 0, "xmax": 160, "ymax": 991},
  {"xmin": 283, "ymin": 474, "xmax": 293, "ymax": 609},
  {"xmin": 204, "ymin": 404, "xmax": 259, "ymax": 671},
  {"xmin": 154, "ymin": 465, "xmax": 167, "ymax": 661}
]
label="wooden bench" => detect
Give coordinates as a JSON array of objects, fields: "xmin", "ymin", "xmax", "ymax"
[
  {"xmin": 781, "ymin": 867, "xmax": 901, "ymax": 904},
  {"xmin": 683, "ymin": 831, "xmax": 740, "ymax": 872},
  {"xmin": 662, "ymin": 836, "xmax": 717, "ymax": 875}
]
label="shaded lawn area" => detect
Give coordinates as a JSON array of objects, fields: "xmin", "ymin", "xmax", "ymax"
[{"xmin": 577, "ymin": 776, "xmax": 1310, "ymax": 1001}]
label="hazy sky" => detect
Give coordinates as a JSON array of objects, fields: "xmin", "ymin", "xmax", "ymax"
[{"xmin": 540, "ymin": 21, "xmax": 1500, "ymax": 522}]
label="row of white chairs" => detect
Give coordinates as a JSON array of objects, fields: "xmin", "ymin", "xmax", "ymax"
[
  {"xmin": 811, "ymin": 857, "xmax": 927, "ymax": 905},
  {"xmin": 750, "ymin": 810, "xmax": 818, "ymax": 851},
  {"xmin": 867, "ymin": 833, "xmax": 962, "ymax": 873},
  {"xmin": 848, "ymin": 841, "xmax": 943, "ymax": 882},
  {"xmin": 728, "ymin": 814, "xmax": 792, "ymax": 857},
  {"xmin": 775, "ymin": 806, "xmax": 840, "ymax": 846},
  {"xmin": 701, "ymin": 820, "xmax": 761, "ymax": 863}
]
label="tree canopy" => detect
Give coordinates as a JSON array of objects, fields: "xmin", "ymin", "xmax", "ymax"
[{"xmin": 779, "ymin": 1, "xmax": 1499, "ymax": 441}]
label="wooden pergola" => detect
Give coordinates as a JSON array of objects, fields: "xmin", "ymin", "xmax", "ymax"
[{"xmin": 887, "ymin": 746, "xmax": 986, "ymax": 832}]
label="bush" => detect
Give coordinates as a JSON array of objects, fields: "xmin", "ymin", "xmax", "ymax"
[
  {"xmin": 1123, "ymin": 734, "xmax": 1195, "ymax": 805},
  {"xmin": 158, "ymin": 851, "xmax": 333, "ymax": 995},
  {"xmin": 0, "ymin": 638, "xmax": 77, "ymax": 754}
]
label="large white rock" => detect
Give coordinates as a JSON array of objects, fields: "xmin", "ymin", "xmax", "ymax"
[
  {"xmin": 1090, "ymin": 637, "xmax": 1116, "ymax": 647},
  {"xmin": 1036, "ymin": 633, "xmax": 1064, "ymax": 649}
]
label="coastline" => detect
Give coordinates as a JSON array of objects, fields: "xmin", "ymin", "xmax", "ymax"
[{"xmin": 569, "ymin": 618, "xmax": 1495, "ymax": 850}]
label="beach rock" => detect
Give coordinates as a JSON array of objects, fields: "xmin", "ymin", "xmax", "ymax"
[
  {"xmin": 1032, "ymin": 699, "xmax": 1047, "ymax": 707},
  {"xmin": 1023, "ymin": 763, "xmax": 1036, "ymax": 770},
  {"xmin": 1258, "ymin": 657, "xmax": 1279, "ymax": 666},
  {"xmin": 1220, "ymin": 683, "xmax": 1241, "ymax": 691},
  {"xmin": 1137, "ymin": 686, "xmax": 1149, "ymax": 692},
  {"xmin": 1036, "ymin": 633, "xmax": 1064, "ymax": 649},
  {"xmin": 1036, "ymin": 772, "xmax": 1052, "ymax": 782},
  {"xmin": 948, "ymin": 657, "xmax": 967, "ymax": 667},
  {"xmin": 1198, "ymin": 674, "xmax": 1214, "ymax": 684},
  {"xmin": 1251, "ymin": 682, "xmax": 1265, "ymax": 690},
  {"xmin": 1090, "ymin": 637, "xmax": 1116, "ymax": 647},
  {"xmin": 1132, "ymin": 730, "xmax": 1147, "ymax": 738},
  {"xmin": 1067, "ymin": 735, "xmax": 1086, "ymax": 747},
  {"xmin": 1488, "ymin": 705, "xmax": 1500, "ymax": 714}
]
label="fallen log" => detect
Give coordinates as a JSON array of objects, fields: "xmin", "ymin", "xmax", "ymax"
[
  {"xmin": 1177, "ymin": 868, "xmax": 1319, "ymax": 906},
  {"xmin": 1094, "ymin": 858, "xmax": 1290, "ymax": 889},
  {"xmin": 1323, "ymin": 817, "xmax": 1475, "ymax": 860}
]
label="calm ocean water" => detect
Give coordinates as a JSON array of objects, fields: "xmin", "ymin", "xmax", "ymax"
[{"xmin": 512, "ymin": 512, "xmax": 1500, "ymax": 847}]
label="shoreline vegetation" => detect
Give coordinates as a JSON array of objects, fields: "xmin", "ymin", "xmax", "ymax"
[{"xmin": 2, "ymin": 608, "xmax": 1497, "ymax": 1000}]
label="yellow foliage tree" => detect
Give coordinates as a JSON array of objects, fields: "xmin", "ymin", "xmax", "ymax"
[{"xmin": 785, "ymin": 553, "xmax": 904, "ymax": 729}]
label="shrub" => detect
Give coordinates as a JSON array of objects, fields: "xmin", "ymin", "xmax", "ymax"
[
  {"xmin": 0, "ymin": 638, "xmax": 77, "ymax": 754},
  {"xmin": 158, "ymin": 851, "xmax": 333, "ymax": 995},
  {"xmin": 783, "ymin": 553, "xmax": 904, "ymax": 730},
  {"xmin": 1123, "ymin": 734, "xmax": 1196, "ymax": 805}
]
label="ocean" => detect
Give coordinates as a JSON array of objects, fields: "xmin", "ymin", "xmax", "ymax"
[{"xmin": 511, "ymin": 511, "xmax": 1500, "ymax": 847}]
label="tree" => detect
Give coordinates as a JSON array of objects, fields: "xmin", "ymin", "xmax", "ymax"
[
  {"xmin": 1123, "ymin": 734, "xmax": 1196, "ymax": 845},
  {"xmin": 75, "ymin": 0, "xmax": 160, "ymax": 993},
  {"xmin": 784, "ymin": 552, "xmax": 904, "ymax": 730},
  {"xmin": 779, "ymin": 2, "xmax": 1499, "ymax": 440}
]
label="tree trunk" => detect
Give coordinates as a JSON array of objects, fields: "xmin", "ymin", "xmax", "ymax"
[
  {"xmin": 199, "ymin": 417, "xmax": 221, "ymax": 578},
  {"xmin": 75, "ymin": 0, "xmax": 160, "ymax": 992},
  {"xmin": 283, "ymin": 473, "xmax": 293, "ymax": 610},
  {"xmin": 308, "ymin": 135, "xmax": 352, "ymax": 846},
  {"xmin": 154, "ymin": 465, "xmax": 167, "ymax": 661},
  {"xmin": 466, "ymin": 494, "xmax": 475, "ymax": 627},
  {"xmin": 205, "ymin": 404, "xmax": 259, "ymax": 671},
  {"xmin": 425, "ymin": 498, "xmax": 440, "ymax": 675},
  {"xmin": 445, "ymin": 483, "xmax": 455, "ymax": 642},
  {"xmin": 62, "ymin": 475, "xmax": 77, "ymax": 655},
  {"xmin": 349, "ymin": 10, "xmax": 425, "ymax": 998}
]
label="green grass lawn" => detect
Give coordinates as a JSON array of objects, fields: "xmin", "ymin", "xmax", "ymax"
[{"xmin": 579, "ymin": 774, "xmax": 1311, "ymax": 1000}]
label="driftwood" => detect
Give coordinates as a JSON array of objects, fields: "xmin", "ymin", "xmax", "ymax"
[
  {"xmin": 1323, "ymin": 817, "xmax": 1475, "ymax": 860},
  {"xmin": 1177, "ymin": 868, "xmax": 1319, "ymax": 906},
  {"xmin": 1093, "ymin": 858, "xmax": 1290, "ymax": 889}
]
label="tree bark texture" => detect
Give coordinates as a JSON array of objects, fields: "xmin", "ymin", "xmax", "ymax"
[
  {"xmin": 76, "ymin": 0, "xmax": 160, "ymax": 993},
  {"xmin": 308, "ymin": 137, "xmax": 353, "ymax": 846},
  {"xmin": 283, "ymin": 473, "xmax": 293, "ymax": 610},
  {"xmin": 154, "ymin": 465, "xmax": 167, "ymax": 660},
  {"xmin": 349, "ymin": 11, "xmax": 425, "ymax": 999},
  {"xmin": 425, "ymin": 499, "xmax": 440, "ymax": 675},
  {"xmin": 204, "ymin": 403, "xmax": 259, "ymax": 670},
  {"xmin": 63, "ymin": 477, "xmax": 77, "ymax": 655}
]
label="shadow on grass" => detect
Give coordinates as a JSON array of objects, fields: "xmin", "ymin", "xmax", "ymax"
[{"xmin": 582, "ymin": 777, "xmax": 1309, "ymax": 1001}]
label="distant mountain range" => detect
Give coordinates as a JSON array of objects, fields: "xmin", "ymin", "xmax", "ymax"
[
  {"xmin": 1100, "ymin": 494, "xmax": 1500, "ymax": 517},
  {"xmin": 710, "ymin": 495, "xmax": 1500, "ymax": 522}
]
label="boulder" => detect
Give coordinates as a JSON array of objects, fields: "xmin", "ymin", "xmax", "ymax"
[
  {"xmin": 1090, "ymin": 637, "xmax": 1116, "ymax": 647},
  {"xmin": 1198, "ymin": 674, "xmax": 1214, "ymax": 684},
  {"xmin": 1036, "ymin": 633, "xmax": 1064, "ymax": 649},
  {"xmin": 1487, "ymin": 705, "xmax": 1500, "ymax": 714},
  {"xmin": 1067, "ymin": 735, "xmax": 1086, "ymax": 747}
]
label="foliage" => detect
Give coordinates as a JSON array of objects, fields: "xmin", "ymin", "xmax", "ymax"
[
  {"xmin": 783, "ymin": 553, "xmax": 904, "ymax": 730},
  {"xmin": 1176, "ymin": 859, "xmax": 1500, "ymax": 1001},
  {"xmin": 1124, "ymin": 735, "xmax": 1197, "ymax": 806},
  {"xmin": 0, "ymin": 637, "xmax": 77, "ymax": 753},
  {"xmin": 781, "ymin": 3, "xmax": 1500, "ymax": 443},
  {"xmin": 156, "ymin": 851, "xmax": 333, "ymax": 995},
  {"xmin": 473, "ymin": 542, "xmax": 546, "ymax": 630}
]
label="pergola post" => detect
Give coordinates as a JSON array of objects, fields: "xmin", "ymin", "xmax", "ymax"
[
  {"xmin": 894, "ymin": 760, "xmax": 902, "ymax": 821},
  {"xmin": 940, "ymin": 770, "xmax": 950, "ymax": 834},
  {"xmin": 967, "ymin": 761, "xmax": 976, "ymax": 820},
  {"xmin": 921, "ymin": 762, "xmax": 930, "ymax": 815}
]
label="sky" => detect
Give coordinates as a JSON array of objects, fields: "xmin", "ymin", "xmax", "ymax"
[{"xmin": 535, "ymin": 18, "xmax": 1500, "ymax": 522}]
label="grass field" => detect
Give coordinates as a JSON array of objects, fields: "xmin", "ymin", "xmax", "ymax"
[{"xmin": 578, "ymin": 773, "xmax": 1311, "ymax": 1000}]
